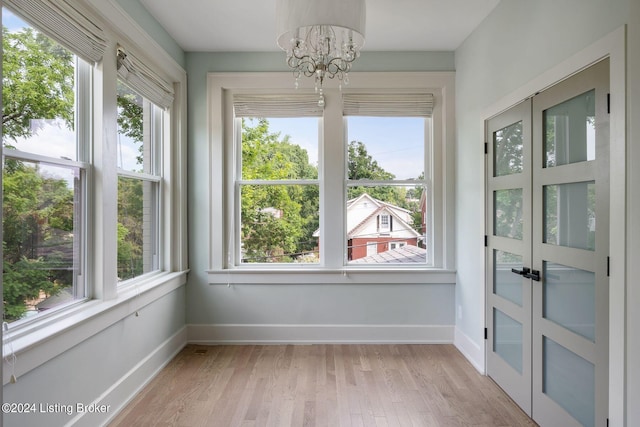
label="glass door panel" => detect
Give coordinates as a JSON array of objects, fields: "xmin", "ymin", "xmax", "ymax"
[
  {"xmin": 544, "ymin": 89, "xmax": 596, "ymax": 167},
  {"xmin": 494, "ymin": 120, "xmax": 524, "ymax": 176},
  {"xmin": 494, "ymin": 250, "xmax": 523, "ymax": 306},
  {"xmin": 544, "ymin": 182, "xmax": 596, "ymax": 250},
  {"xmin": 494, "ymin": 308, "xmax": 524, "ymax": 374},
  {"xmin": 494, "ymin": 188, "xmax": 524, "ymax": 239},
  {"xmin": 543, "ymin": 262, "xmax": 595, "ymax": 341},
  {"xmin": 543, "ymin": 337, "xmax": 595, "ymax": 427}
]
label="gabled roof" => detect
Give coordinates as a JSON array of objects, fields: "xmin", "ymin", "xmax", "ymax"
[
  {"xmin": 314, "ymin": 193, "xmax": 419, "ymax": 238},
  {"xmin": 347, "ymin": 205, "xmax": 420, "ymax": 238},
  {"xmin": 347, "ymin": 193, "xmax": 412, "ymax": 217}
]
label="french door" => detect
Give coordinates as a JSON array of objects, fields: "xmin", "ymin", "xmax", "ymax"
[{"xmin": 486, "ymin": 58, "xmax": 609, "ymax": 427}]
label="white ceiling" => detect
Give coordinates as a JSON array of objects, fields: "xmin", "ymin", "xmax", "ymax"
[{"xmin": 139, "ymin": 0, "xmax": 500, "ymax": 52}]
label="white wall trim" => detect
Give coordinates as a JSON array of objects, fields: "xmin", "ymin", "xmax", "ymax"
[
  {"xmin": 68, "ymin": 326, "xmax": 187, "ymax": 427},
  {"xmin": 454, "ymin": 326, "xmax": 484, "ymax": 374},
  {"xmin": 187, "ymin": 323, "xmax": 454, "ymax": 344}
]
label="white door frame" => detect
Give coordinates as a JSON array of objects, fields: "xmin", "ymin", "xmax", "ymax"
[{"xmin": 483, "ymin": 26, "xmax": 626, "ymax": 426}]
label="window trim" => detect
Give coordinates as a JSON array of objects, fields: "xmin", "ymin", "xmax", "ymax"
[{"xmin": 207, "ymin": 72, "xmax": 456, "ymax": 284}]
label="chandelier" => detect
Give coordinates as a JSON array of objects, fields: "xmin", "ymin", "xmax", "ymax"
[{"xmin": 276, "ymin": 0, "xmax": 366, "ymax": 105}]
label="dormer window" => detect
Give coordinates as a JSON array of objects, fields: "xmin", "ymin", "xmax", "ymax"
[{"xmin": 380, "ymin": 214, "xmax": 390, "ymax": 231}]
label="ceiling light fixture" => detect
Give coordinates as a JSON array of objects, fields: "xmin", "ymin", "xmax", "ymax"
[{"xmin": 276, "ymin": 0, "xmax": 366, "ymax": 106}]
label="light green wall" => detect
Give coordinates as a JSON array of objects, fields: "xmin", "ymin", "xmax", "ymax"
[{"xmin": 115, "ymin": 0, "xmax": 185, "ymax": 68}]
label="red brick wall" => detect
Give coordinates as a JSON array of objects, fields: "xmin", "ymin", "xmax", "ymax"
[{"xmin": 348, "ymin": 237, "xmax": 418, "ymax": 261}]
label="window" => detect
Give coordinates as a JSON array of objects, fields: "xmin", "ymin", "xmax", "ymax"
[
  {"xmin": 209, "ymin": 72, "xmax": 455, "ymax": 282},
  {"xmin": 232, "ymin": 94, "xmax": 322, "ymax": 264},
  {"xmin": 116, "ymin": 81, "xmax": 162, "ymax": 281},
  {"xmin": 344, "ymin": 94, "xmax": 432, "ymax": 265},
  {"xmin": 2, "ymin": 2, "xmax": 186, "ymax": 334},
  {"xmin": 2, "ymin": 10, "xmax": 90, "ymax": 323}
]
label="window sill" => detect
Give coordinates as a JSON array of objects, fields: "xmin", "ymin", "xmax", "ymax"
[
  {"xmin": 2, "ymin": 270, "xmax": 188, "ymax": 385},
  {"xmin": 207, "ymin": 268, "xmax": 456, "ymax": 284}
]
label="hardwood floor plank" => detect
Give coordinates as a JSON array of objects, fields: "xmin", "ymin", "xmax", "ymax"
[{"xmin": 109, "ymin": 345, "xmax": 537, "ymax": 427}]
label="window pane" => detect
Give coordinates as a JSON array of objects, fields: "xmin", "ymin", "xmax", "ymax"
[
  {"xmin": 347, "ymin": 186, "xmax": 426, "ymax": 264},
  {"xmin": 118, "ymin": 177, "xmax": 159, "ymax": 281},
  {"xmin": 346, "ymin": 117, "xmax": 424, "ymax": 180},
  {"xmin": 117, "ymin": 81, "xmax": 159, "ymax": 173},
  {"xmin": 240, "ymin": 184, "xmax": 319, "ymax": 263},
  {"xmin": 3, "ymin": 159, "xmax": 83, "ymax": 323},
  {"xmin": 2, "ymin": 10, "xmax": 78, "ymax": 160},
  {"xmin": 242, "ymin": 117, "xmax": 318, "ymax": 181},
  {"xmin": 544, "ymin": 90, "xmax": 596, "ymax": 167}
]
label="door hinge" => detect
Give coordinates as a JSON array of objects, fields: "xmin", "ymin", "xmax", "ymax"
[
  {"xmin": 484, "ymin": 235, "xmax": 488, "ymax": 247},
  {"xmin": 607, "ymin": 256, "xmax": 610, "ymax": 277},
  {"xmin": 607, "ymin": 93, "xmax": 611, "ymax": 114},
  {"xmin": 484, "ymin": 142, "xmax": 488, "ymax": 154},
  {"xmin": 484, "ymin": 327, "xmax": 488, "ymax": 340}
]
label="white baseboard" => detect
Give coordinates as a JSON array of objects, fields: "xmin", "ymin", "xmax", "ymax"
[
  {"xmin": 187, "ymin": 323, "xmax": 454, "ymax": 344},
  {"xmin": 454, "ymin": 326, "xmax": 485, "ymax": 374},
  {"xmin": 68, "ymin": 326, "xmax": 188, "ymax": 427}
]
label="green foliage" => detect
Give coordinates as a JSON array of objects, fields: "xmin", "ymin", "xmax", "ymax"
[
  {"xmin": 240, "ymin": 119, "xmax": 318, "ymax": 262},
  {"xmin": 2, "ymin": 162, "xmax": 74, "ymax": 321},
  {"xmin": 347, "ymin": 140, "xmax": 395, "ymax": 180},
  {"xmin": 117, "ymin": 82, "xmax": 145, "ymax": 166},
  {"xmin": 2, "ymin": 26, "xmax": 74, "ymax": 142},
  {"xmin": 117, "ymin": 177, "xmax": 145, "ymax": 280}
]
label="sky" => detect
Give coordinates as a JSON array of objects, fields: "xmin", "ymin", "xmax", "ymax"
[
  {"xmin": 3, "ymin": 8, "xmax": 25, "ymax": 31},
  {"xmin": 267, "ymin": 116, "xmax": 425, "ymax": 180}
]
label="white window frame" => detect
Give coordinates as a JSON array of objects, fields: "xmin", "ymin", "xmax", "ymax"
[
  {"xmin": 208, "ymin": 72, "xmax": 456, "ymax": 284},
  {"xmin": 115, "ymin": 91, "xmax": 164, "ymax": 283}
]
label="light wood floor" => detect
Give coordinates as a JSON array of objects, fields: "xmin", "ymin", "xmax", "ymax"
[{"xmin": 109, "ymin": 344, "xmax": 537, "ymax": 427}]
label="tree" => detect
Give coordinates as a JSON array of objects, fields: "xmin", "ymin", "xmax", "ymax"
[
  {"xmin": 2, "ymin": 26, "xmax": 74, "ymax": 142},
  {"xmin": 2, "ymin": 162, "xmax": 75, "ymax": 320},
  {"xmin": 2, "ymin": 26, "xmax": 78, "ymax": 320},
  {"xmin": 240, "ymin": 118, "xmax": 319, "ymax": 262},
  {"xmin": 347, "ymin": 140, "xmax": 413, "ymax": 208}
]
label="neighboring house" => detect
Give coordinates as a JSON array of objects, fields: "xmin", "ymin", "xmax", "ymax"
[{"xmin": 313, "ymin": 193, "xmax": 423, "ymax": 261}]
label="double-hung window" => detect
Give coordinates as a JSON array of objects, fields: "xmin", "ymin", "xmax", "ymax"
[
  {"xmin": 115, "ymin": 47, "xmax": 172, "ymax": 282},
  {"xmin": 2, "ymin": 3, "xmax": 103, "ymax": 323},
  {"xmin": 209, "ymin": 72, "xmax": 454, "ymax": 282}
]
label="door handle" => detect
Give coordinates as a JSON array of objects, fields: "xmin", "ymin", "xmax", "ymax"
[
  {"xmin": 511, "ymin": 267, "xmax": 530, "ymax": 276},
  {"xmin": 524, "ymin": 269, "xmax": 541, "ymax": 281}
]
